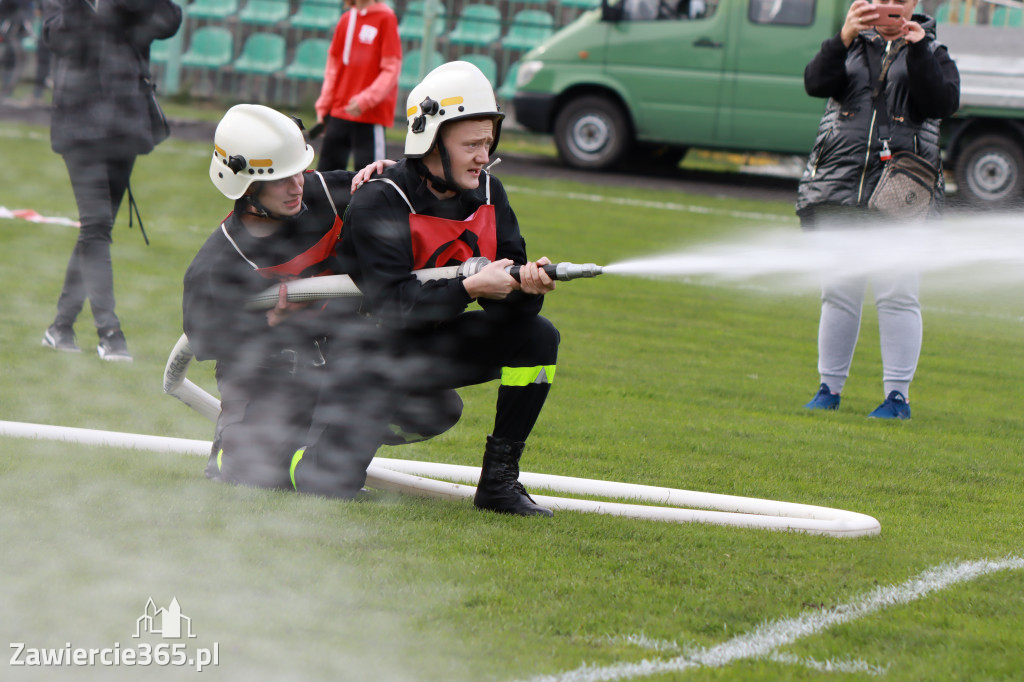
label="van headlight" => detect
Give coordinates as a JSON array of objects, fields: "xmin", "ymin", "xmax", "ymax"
[{"xmin": 516, "ymin": 61, "xmax": 543, "ymax": 89}]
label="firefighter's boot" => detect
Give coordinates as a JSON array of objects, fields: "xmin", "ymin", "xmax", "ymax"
[{"xmin": 473, "ymin": 435, "xmax": 553, "ymax": 517}]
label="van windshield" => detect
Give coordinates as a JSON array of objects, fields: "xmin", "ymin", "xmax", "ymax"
[{"xmin": 621, "ymin": 0, "xmax": 719, "ymax": 21}]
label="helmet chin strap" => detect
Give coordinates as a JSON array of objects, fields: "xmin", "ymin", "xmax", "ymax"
[
  {"xmin": 240, "ymin": 187, "xmax": 307, "ymax": 222},
  {"xmin": 414, "ymin": 141, "xmax": 460, "ymax": 195}
]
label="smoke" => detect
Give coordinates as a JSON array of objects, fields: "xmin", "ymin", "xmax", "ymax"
[{"xmin": 603, "ymin": 213, "xmax": 1024, "ymax": 292}]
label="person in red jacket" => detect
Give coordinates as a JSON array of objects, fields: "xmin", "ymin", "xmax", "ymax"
[{"xmin": 315, "ymin": 0, "xmax": 401, "ymax": 171}]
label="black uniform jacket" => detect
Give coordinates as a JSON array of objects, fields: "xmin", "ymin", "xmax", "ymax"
[
  {"xmin": 795, "ymin": 15, "xmax": 960, "ymax": 216},
  {"xmin": 183, "ymin": 170, "xmax": 360, "ymax": 374},
  {"xmin": 339, "ymin": 159, "xmax": 544, "ymax": 332}
]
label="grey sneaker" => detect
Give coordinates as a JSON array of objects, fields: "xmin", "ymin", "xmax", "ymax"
[
  {"xmin": 97, "ymin": 328, "xmax": 133, "ymax": 362},
  {"xmin": 42, "ymin": 324, "xmax": 81, "ymax": 353}
]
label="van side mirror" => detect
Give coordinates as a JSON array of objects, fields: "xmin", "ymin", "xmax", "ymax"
[{"xmin": 602, "ymin": 0, "xmax": 624, "ymax": 22}]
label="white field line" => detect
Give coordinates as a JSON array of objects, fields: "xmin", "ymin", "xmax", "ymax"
[
  {"xmin": 602, "ymin": 635, "xmax": 885, "ymax": 675},
  {"xmin": 503, "ymin": 184, "xmax": 796, "ymax": 224},
  {"xmin": 598, "ymin": 634, "xmax": 681, "ymax": 654},
  {"xmin": 519, "ymin": 556, "xmax": 1024, "ymax": 682},
  {"xmin": 767, "ymin": 652, "xmax": 888, "ymax": 676}
]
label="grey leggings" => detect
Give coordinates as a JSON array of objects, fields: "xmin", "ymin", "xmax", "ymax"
[{"xmin": 817, "ymin": 271, "xmax": 921, "ymax": 399}]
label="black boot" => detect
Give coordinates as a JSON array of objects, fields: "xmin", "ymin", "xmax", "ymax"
[{"xmin": 473, "ymin": 435, "xmax": 553, "ymax": 517}]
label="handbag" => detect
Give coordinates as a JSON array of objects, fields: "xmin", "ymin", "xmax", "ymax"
[
  {"xmin": 141, "ymin": 73, "xmax": 170, "ymax": 146},
  {"xmin": 133, "ymin": 45, "xmax": 170, "ymax": 146},
  {"xmin": 865, "ymin": 41, "xmax": 938, "ymax": 219},
  {"xmin": 868, "ymin": 151, "xmax": 937, "ymax": 219}
]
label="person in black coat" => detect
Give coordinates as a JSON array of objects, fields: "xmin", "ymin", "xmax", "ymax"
[
  {"xmin": 796, "ymin": 0, "xmax": 959, "ymax": 419},
  {"xmin": 40, "ymin": 0, "xmax": 181, "ymax": 360}
]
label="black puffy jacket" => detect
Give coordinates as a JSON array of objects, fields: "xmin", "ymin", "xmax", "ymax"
[
  {"xmin": 795, "ymin": 15, "xmax": 960, "ymax": 219},
  {"xmin": 42, "ymin": 0, "xmax": 182, "ymax": 156}
]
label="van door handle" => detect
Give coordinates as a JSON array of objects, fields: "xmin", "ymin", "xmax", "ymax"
[{"xmin": 693, "ymin": 38, "xmax": 723, "ymax": 48}]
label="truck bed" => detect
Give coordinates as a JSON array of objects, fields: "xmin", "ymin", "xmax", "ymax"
[{"xmin": 941, "ymin": 26, "xmax": 1024, "ymax": 110}]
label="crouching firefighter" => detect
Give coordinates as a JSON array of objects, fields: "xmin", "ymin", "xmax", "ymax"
[
  {"xmin": 182, "ymin": 104, "xmax": 462, "ymax": 493},
  {"xmin": 302, "ymin": 60, "xmax": 561, "ymax": 516}
]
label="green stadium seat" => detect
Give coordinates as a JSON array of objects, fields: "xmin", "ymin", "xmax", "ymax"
[
  {"xmin": 180, "ymin": 26, "xmax": 234, "ymax": 69},
  {"xmin": 558, "ymin": 0, "xmax": 599, "ymax": 8},
  {"xmin": 186, "ymin": 0, "xmax": 240, "ymax": 21},
  {"xmin": 398, "ymin": 1, "xmax": 448, "ymax": 43},
  {"xmin": 284, "ymin": 38, "xmax": 330, "ymax": 80},
  {"xmin": 16, "ymin": 15, "xmax": 39, "ymax": 54},
  {"xmin": 935, "ymin": 2, "xmax": 977, "ymax": 25},
  {"xmin": 399, "ymin": 48, "xmax": 444, "ymax": 89},
  {"xmin": 289, "ymin": 0, "xmax": 343, "ymax": 31},
  {"xmin": 990, "ymin": 5, "xmax": 1023, "ymax": 27},
  {"xmin": 459, "ymin": 53, "xmax": 498, "ymax": 88},
  {"xmin": 238, "ymin": 0, "xmax": 291, "ymax": 27},
  {"xmin": 500, "ymin": 9, "xmax": 554, "ymax": 52},
  {"xmin": 233, "ymin": 32, "xmax": 287, "ymax": 75},
  {"xmin": 497, "ymin": 60, "xmax": 521, "ymax": 100},
  {"xmin": 446, "ymin": 4, "xmax": 503, "ymax": 48},
  {"xmin": 151, "ymin": 38, "xmax": 174, "ymax": 64}
]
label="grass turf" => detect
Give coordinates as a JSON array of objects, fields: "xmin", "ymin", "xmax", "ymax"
[{"xmin": 1, "ymin": 121, "xmax": 1022, "ymax": 681}]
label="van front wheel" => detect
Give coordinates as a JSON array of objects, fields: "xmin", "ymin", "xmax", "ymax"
[
  {"xmin": 953, "ymin": 134, "xmax": 1024, "ymax": 206},
  {"xmin": 554, "ymin": 96, "xmax": 631, "ymax": 170}
]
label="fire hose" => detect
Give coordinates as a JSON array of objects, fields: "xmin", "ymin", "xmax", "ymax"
[
  {"xmin": 243, "ymin": 257, "xmax": 603, "ymax": 310},
  {"xmin": 145, "ymin": 260, "xmax": 881, "ymax": 536}
]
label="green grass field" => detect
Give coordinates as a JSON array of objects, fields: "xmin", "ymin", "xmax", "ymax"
[{"xmin": 1, "ymin": 120, "xmax": 1022, "ymax": 681}]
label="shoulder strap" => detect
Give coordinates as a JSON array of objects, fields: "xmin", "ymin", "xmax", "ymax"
[
  {"xmin": 220, "ymin": 222, "xmax": 259, "ymax": 270},
  {"xmin": 313, "ymin": 171, "xmax": 340, "ymax": 218},
  {"xmin": 869, "ymin": 39, "xmax": 907, "ymax": 145},
  {"xmin": 368, "ymin": 177, "xmax": 416, "ymax": 213}
]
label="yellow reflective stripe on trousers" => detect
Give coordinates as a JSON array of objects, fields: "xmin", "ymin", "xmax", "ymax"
[
  {"xmin": 290, "ymin": 448, "xmax": 305, "ymax": 490},
  {"xmin": 501, "ymin": 365, "xmax": 556, "ymax": 386},
  {"xmin": 216, "ymin": 449, "xmax": 223, "ymax": 471}
]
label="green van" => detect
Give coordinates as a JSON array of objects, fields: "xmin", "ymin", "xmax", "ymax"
[{"xmin": 512, "ymin": 0, "xmax": 1024, "ymax": 205}]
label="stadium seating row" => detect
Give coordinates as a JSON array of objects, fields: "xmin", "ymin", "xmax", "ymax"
[
  {"xmin": 154, "ymin": 28, "xmax": 524, "ymax": 105},
  {"xmin": 154, "ymin": 0, "xmax": 582, "ymax": 107},
  {"xmin": 182, "ymin": 0, "xmax": 600, "ymax": 33},
  {"xmin": 934, "ymin": 0, "xmax": 1023, "ymax": 26}
]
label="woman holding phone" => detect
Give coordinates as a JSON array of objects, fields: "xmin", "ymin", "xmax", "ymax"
[{"xmin": 795, "ymin": 0, "xmax": 960, "ymax": 419}]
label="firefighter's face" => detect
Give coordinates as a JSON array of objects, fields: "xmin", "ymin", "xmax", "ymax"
[
  {"xmin": 254, "ymin": 172, "xmax": 305, "ymax": 216},
  {"xmin": 429, "ymin": 118, "xmax": 496, "ymax": 191}
]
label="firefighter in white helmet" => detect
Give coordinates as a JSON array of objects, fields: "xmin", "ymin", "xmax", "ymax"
[
  {"xmin": 182, "ymin": 104, "xmax": 461, "ymax": 494},
  {"xmin": 303, "ymin": 61, "xmax": 562, "ymax": 515}
]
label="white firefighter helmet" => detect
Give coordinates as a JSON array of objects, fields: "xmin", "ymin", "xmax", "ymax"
[
  {"xmin": 405, "ymin": 60, "xmax": 504, "ymax": 158},
  {"xmin": 209, "ymin": 104, "xmax": 315, "ymax": 200}
]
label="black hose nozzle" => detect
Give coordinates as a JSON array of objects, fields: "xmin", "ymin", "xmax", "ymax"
[{"xmin": 505, "ymin": 262, "xmax": 604, "ymax": 282}]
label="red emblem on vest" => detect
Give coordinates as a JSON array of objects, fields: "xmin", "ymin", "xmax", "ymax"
[{"xmin": 409, "ymin": 204, "xmax": 497, "ymax": 269}]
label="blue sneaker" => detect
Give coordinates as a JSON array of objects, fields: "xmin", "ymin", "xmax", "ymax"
[
  {"xmin": 804, "ymin": 383, "xmax": 840, "ymax": 410},
  {"xmin": 868, "ymin": 391, "xmax": 911, "ymax": 420}
]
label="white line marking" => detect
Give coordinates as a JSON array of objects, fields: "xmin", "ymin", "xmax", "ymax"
[
  {"xmin": 604, "ymin": 636, "xmax": 885, "ymax": 674},
  {"xmin": 598, "ymin": 634, "xmax": 681, "ymax": 654},
  {"xmin": 504, "ymin": 185, "xmax": 797, "ymax": 224},
  {"xmin": 767, "ymin": 652, "xmax": 888, "ymax": 676},
  {"xmin": 519, "ymin": 556, "xmax": 1024, "ymax": 682}
]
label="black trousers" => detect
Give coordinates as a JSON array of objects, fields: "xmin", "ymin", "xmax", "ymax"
[
  {"xmin": 207, "ymin": 361, "xmax": 324, "ymax": 490},
  {"xmin": 205, "ymin": 335, "xmax": 464, "ymax": 492},
  {"xmin": 315, "ymin": 117, "xmax": 384, "ymax": 172},
  {"xmin": 53, "ymin": 152, "xmax": 135, "ymax": 333},
  {"xmin": 295, "ymin": 311, "xmax": 561, "ymax": 497}
]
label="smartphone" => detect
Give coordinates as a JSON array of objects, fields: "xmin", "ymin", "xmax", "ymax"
[{"xmin": 869, "ymin": 3, "xmax": 904, "ymax": 26}]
